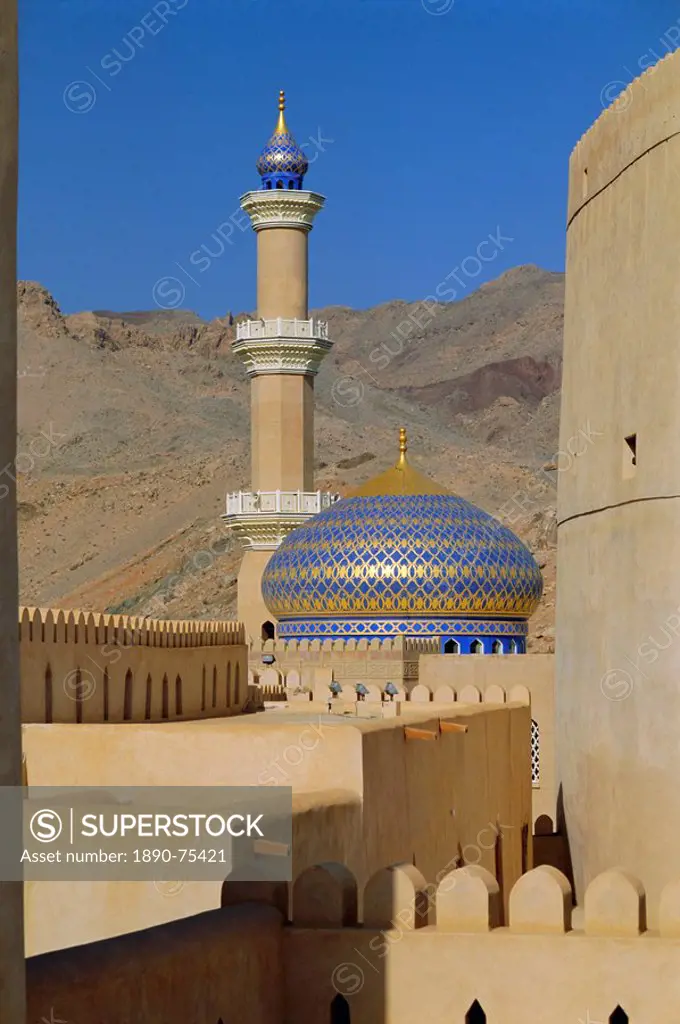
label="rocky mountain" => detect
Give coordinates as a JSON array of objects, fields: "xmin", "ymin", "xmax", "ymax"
[{"xmin": 16, "ymin": 264, "xmax": 563, "ymax": 651}]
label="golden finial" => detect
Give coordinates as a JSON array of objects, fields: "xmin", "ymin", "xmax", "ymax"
[
  {"xmin": 275, "ymin": 89, "xmax": 288, "ymax": 135},
  {"xmin": 398, "ymin": 427, "xmax": 408, "ymax": 462}
]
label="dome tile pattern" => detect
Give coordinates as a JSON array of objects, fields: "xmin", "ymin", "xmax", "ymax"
[{"xmin": 261, "ymin": 494, "xmax": 543, "ymax": 622}]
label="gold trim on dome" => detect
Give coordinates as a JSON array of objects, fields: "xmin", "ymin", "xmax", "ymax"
[{"xmin": 345, "ymin": 427, "xmax": 451, "ymax": 498}]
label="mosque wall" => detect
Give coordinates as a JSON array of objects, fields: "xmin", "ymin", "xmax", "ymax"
[
  {"xmin": 26, "ymin": 863, "xmax": 680, "ymax": 1024},
  {"xmin": 18, "ymin": 606, "xmax": 249, "ymax": 724},
  {"xmin": 558, "ymin": 47, "xmax": 680, "ymax": 920},
  {"xmin": 22, "ymin": 705, "xmax": 528, "ymax": 955}
]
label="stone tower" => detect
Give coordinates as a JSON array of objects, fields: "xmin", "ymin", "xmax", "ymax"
[
  {"xmin": 557, "ymin": 51, "xmax": 680, "ymax": 923},
  {"xmin": 223, "ymin": 91, "xmax": 335, "ymax": 642}
]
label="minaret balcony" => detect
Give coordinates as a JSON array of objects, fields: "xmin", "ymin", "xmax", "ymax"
[
  {"xmin": 223, "ymin": 490, "xmax": 340, "ymax": 551},
  {"xmin": 236, "ymin": 317, "xmax": 329, "ymax": 342},
  {"xmin": 232, "ymin": 318, "xmax": 333, "ymax": 377}
]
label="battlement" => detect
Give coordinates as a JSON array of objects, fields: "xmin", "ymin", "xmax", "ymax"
[
  {"xmin": 228, "ymin": 860, "xmax": 679, "ymax": 938},
  {"xmin": 18, "ymin": 606, "xmax": 249, "ymax": 725},
  {"xmin": 19, "ymin": 606, "xmax": 245, "ymax": 646}
]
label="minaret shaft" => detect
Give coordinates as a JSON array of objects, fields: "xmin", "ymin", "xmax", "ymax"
[
  {"xmin": 251, "ymin": 373, "xmax": 314, "ymax": 491},
  {"xmin": 257, "ymin": 227, "xmax": 308, "ymax": 319}
]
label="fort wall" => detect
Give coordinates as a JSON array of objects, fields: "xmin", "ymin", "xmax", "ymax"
[
  {"xmin": 22, "ymin": 704, "xmax": 529, "ymax": 955},
  {"xmin": 18, "ymin": 606, "xmax": 249, "ymax": 724},
  {"xmin": 26, "ymin": 864, "xmax": 680, "ymax": 1024},
  {"xmin": 558, "ymin": 46, "xmax": 680, "ymax": 918}
]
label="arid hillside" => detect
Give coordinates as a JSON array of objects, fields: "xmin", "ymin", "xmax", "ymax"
[{"xmin": 17, "ymin": 264, "xmax": 563, "ymax": 650}]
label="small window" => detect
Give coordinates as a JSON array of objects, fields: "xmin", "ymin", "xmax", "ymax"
[
  {"xmin": 330, "ymin": 994, "xmax": 351, "ymax": 1024},
  {"xmin": 466, "ymin": 1001, "xmax": 486, "ymax": 1024},
  {"xmin": 582, "ymin": 166, "xmax": 588, "ymax": 199},
  {"xmin": 609, "ymin": 1009, "xmax": 628, "ymax": 1024},
  {"xmin": 470, "ymin": 639, "xmax": 483, "ymax": 655},
  {"xmin": 492, "ymin": 639, "xmax": 502, "ymax": 654},
  {"xmin": 623, "ymin": 434, "xmax": 637, "ymax": 479},
  {"xmin": 262, "ymin": 620, "xmax": 275, "ymax": 641},
  {"xmin": 443, "ymin": 638, "xmax": 459, "ymax": 654},
  {"xmin": 508, "ymin": 639, "xmax": 517, "ymax": 654}
]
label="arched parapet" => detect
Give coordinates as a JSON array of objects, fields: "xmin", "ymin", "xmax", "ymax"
[
  {"xmin": 363, "ymin": 683, "xmax": 381, "ymax": 703},
  {"xmin": 433, "ymin": 685, "xmax": 455, "ymax": 703},
  {"xmin": 292, "ymin": 863, "xmax": 358, "ymax": 927},
  {"xmin": 534, "ymin": 814, "xmax": 554, "ymax": 836},
  {"xmin": 409, "ymin": 684, "xmax": 431, "ymax": 703},
  {"xmin": 659, "ymin": 879, "xmax": 680, "ymax": 937},
  {"xmin": 584, "ymin": 869, "xmax": 646, "ymax": 937},
  {"xmin": 363, "ymin": 863, "xmax": 432, "ymax": 930},
  {"xmin": 458, "ymin": 685, "xmax": 481, "ymax": 704},
  {"xmin": 508, "ymin": 684, "xmax": 530, "ymax": 705},
  {"xmin": 509, "ymin": 866, "xmax": 572, "ymax": 934},
  {"xmin": 436, "ymin": 865, "xmax": 501, "ymax": 933},
  {"xmin": 484, "ymin": 684, "xmax": 506, "ymax": 704},
  {"xmin": 221, "ymin": 877, "xmax": 289, "ymax": 920}
]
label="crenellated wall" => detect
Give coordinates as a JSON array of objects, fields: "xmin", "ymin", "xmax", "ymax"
[
  {"xmin": 249, "ymin": 635, "xmax": 437, "ymax": 695},
  {"xmin": 18, "ymin": 606, "xmax": 250, "ymax": 724},
  {"xmin": 25, "ymin": 862, "xmax": 680, "ymax": 1024}
]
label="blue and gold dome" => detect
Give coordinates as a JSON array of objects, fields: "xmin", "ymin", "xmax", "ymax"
[
  {"xmin": 261, "ymin": 430, "xmax": 543, "ymax": 653},
  {"xmin": 256, "ymin": 90, "xmax": 308, "ymax": 190}
]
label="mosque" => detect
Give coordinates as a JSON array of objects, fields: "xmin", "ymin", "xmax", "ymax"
[
  {"xmin": 224, "ymin": 92, "xmax": 543, "ymax": 657},
  {"xmin": 7, "ymin": 51, "xmax": 680, "ymax": 1024}
]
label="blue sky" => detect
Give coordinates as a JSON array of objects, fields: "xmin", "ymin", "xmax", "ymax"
[{"xmin": 19, "ymin": 0, "xmax": 680, "ymax": 318}]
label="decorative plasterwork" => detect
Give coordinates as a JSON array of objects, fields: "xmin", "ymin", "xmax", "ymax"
[
  {"xmin": 240, "ymin": 190, "xmax": 326, "ymax": 231},
  {"xmin": 232, "ymin": 335, "xmax": 333, "ymax": 376},
  {"xmin": 222, "ymin": 511, "xmax": 318, "ymax": 551}
]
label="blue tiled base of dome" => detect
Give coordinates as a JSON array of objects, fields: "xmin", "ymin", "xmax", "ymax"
[{"xmin": 275, "ymin": 615, "xmax": 528, "ymax": 653}]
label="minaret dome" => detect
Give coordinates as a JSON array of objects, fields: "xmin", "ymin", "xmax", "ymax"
[{"xmin": 255, "ymin": 90, "xmax": 309, "ymax": 191}]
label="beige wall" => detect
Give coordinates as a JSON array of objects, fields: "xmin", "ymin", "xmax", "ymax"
[
  {"xmin": 27, "ymin": 904, "xmax": 285, "ymax": 1024},
  {"xmin": 23, "ymin": 704, "xmax": 529, "ymax": 954},
  {"xmin": 558, "ymin": 48, "xmax": 680, "ymax": 917},
  {"xmin": 417, "ymin": 654, "xmax": 555, "ymax": 826},
  {"xmin": 0, "ymin": 0, "xmax": 24, "ymax": 1018},
  {"xmin": 257, "ymin": 226, "xmax": 308, "ymax": 319},
  {"xmin": 250, "ymin": 372, "xmax": 314, "ymax": 490},
  {"xmin": 26, "ymin": 863, "xmax": 680, "ymax": 1024},
  {"xmin": 19, "ymin": 608, "xmax": 248, "ymax": 724}
]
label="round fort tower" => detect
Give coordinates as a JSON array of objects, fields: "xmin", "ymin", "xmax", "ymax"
[
  {"xmin": 223, "ymin": 91, "xmax": 335, "ymax": 642},
  {"xmin": 557, "ymin": 49, "xmax": 680, "ymax": 922}
]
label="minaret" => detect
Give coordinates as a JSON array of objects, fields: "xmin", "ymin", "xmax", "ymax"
[{"xmin": 223, "ymin": 91, "xmax": 335, "ymax": 643}]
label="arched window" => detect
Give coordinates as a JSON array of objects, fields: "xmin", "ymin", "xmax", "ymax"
[
  {"xmin": 161, "ymin": 675, "xmax": 169, "ymax": 719},
  {"xmin": 465, "ymin": 1001, "xmax": 486, "ymax": 1023},
  {"xmin": 276, "ymin": 179, "xmax": 283, "ymax": 189},
  {"xmin": 470, "ymin": 639, "xmax": 483, "ymax": 654},
  {"xmin": 609, "ymin": 1009, "xmax": 628, "ymax": 1024},
  {"xmin": 330, "ymin": 994, "xmax": 351, "ymax": 1024},
  {"xmin": 234, "ymin": 663, "xmax": 241, "ymax": 706},
  {"xmin": 44, "ymin": 665, "xmax": 53, "ymax": 723},
  {"xmin": 508, "ymin": 639, "xmax": 517, "ymax": 653},
  {"xmin": 443, "ymin": 638, "xmax": 459, "ymax": 654},
  {"xmin": 492, "ymin": 639, "xmax": 502, "ymax": 654},
  {"xmin": 262, "ymin": 620, "xmax": 275, "ymax": 640},
  {"xmin": 123, "ymin": 669, "xmax": 133, "ymax": 721},
  {"xmin": 531, "ymin": 719, "xmax": 540, "ymax": 787},
  {"xmin": 103, "ymin": 668, "xmax": 109, "ymax": 722},
  {"xmin": 288, "ymin": 180, "xmax": 295, "ymax": 189},
  {"xmin": 145, "ymin": 674, "xmax": 152, "ymax": 720}
]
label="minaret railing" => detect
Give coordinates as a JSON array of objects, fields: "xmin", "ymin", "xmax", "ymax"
[{"xmin": 235, "ymin": 318, "xmax": 328, "ymax": 341}]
